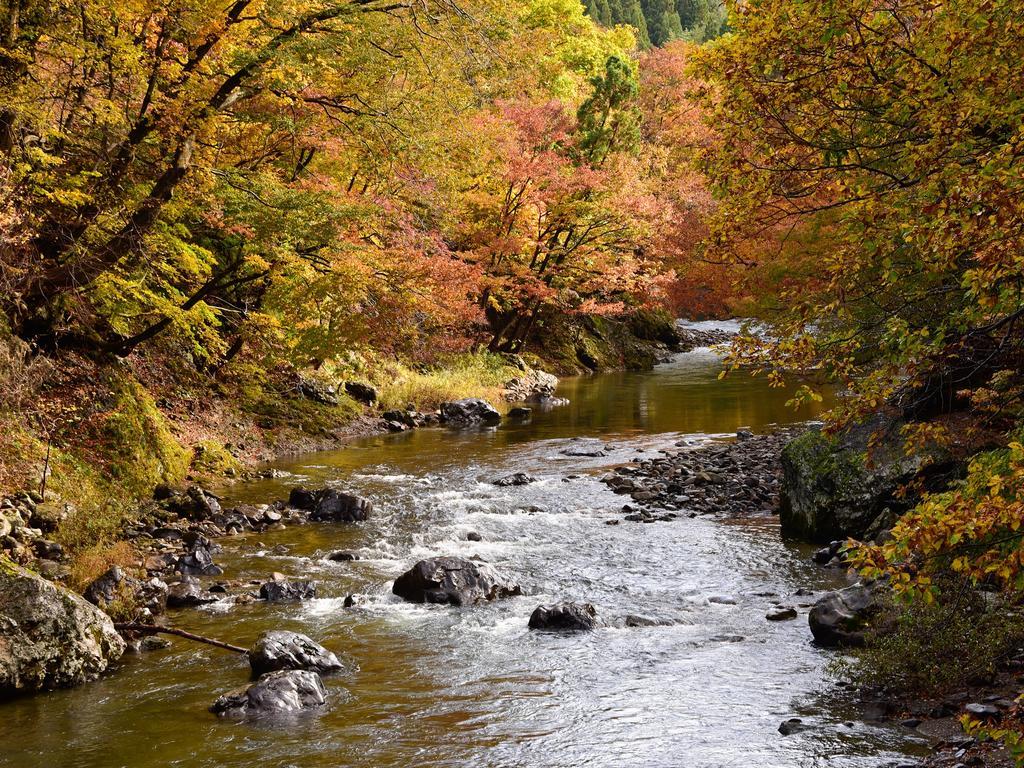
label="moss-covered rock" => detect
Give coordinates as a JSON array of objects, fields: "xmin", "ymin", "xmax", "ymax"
[
  {"xmin": 190, "ymin": 440, "xmax": 241, "ymax": 479},
  {"xmin": 102, "ymin": 375, "xmax": 189, "ymax": 496},
  {"xmin": 533, "ymin": 310, "xmax": 681, "ymax": 375},
  {"xmin": 0, "ymin": 559, "xmax": 126, "ymax": 694},
  {"xmin": 780, "ymin": 417, "xmax": 954, "ymax": 543}
]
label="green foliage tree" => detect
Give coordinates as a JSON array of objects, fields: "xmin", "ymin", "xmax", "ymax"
[
  {"xmin": 642, "ymin": 0, "xmax": 685, "ymax": 45},
  {"xmin": 577, "ymin": 55, "xmax": 642, "ymax": 164}
]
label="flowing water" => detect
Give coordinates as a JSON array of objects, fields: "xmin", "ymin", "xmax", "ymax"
[{"xmin": 0, "ymin": 337, "xmax": 929, "ymax": 768}]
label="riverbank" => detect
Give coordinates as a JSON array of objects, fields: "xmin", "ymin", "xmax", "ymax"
[
  {"xmin": 597, "ymin": 419, "xmax": 1019, "ymax": 768},
  {"xmin": 3, "ymin": 343, "xmax": 944, "ymax": 767},
  {"xmin": 0, "ymin": 313, "xmax": 709, "ymax": 592}
]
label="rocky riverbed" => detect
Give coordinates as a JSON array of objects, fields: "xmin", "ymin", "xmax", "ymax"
[
  {"xmin": 1, "ymin": 335, "xmax": 949, "ymax": 768},
  {"xmin": 602, "ymin": 428, "xmax": 799, "ymax": 523}
]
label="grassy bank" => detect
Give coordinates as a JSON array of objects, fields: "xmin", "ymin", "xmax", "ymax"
[
  {"xmin": 0, "ymin": 306, "xmax": 682, "ymax": 589},
  {"xmin": 0, "ymin": 343, "xmax": 527, "ymax": 588}
]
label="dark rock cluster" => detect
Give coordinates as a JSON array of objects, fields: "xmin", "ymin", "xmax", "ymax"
[{"xmin": 602, "ymin": 430, "xmax": 797, "ymax": 522}]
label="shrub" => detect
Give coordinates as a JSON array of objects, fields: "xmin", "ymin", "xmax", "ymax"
[
  {"xmin": 66, "ymin": 541, "xmax": 137, "ymax": 594},
  {"xmin": 834, "ymin": 589, "xmax": 1024, "ymax": 696}
]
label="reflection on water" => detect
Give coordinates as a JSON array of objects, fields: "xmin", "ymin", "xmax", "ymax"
[{"xmin": 0, "ymin": 345, "xmax": 928, "ymax": 768}]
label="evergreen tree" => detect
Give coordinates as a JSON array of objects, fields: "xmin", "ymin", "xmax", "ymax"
[
  {"xmin": 674, "ymin": 0, "xmax": 705, "ymax": 30},
  {"xmin": 586, "ymin": 0, "xmax": 613, "ymax": 26},
  {"xmin": 642, "ymin": 0, "xmax": 684, "ymax": 45}
]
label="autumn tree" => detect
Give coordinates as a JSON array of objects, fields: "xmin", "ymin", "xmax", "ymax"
[{"xmin": 698, "ymin": 0, "xmax": 1024, "ymax": 602}]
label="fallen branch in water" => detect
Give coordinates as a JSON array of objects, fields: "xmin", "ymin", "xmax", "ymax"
[{"xmin": 114, "ymin": 623, "xmax": 247, "ymax": 654}]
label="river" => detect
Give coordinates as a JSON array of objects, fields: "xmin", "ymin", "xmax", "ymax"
[{"xmin": 0, "ymin": 335, "xmax": 928, "ymax": 768}]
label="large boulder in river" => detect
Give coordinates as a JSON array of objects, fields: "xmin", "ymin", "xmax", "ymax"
[
  {"xmin": 528, "ymin": 602, "xmax": 600, "ymax": 632},
  {"xmin": 248, "ymin": 631, "xmax": 345, "ymax": 677},
  {"xmin": 439, "ymin": 399, "xmax": 501, "ymax": 426},
  {"xmin": 311, "ymin": 489, "xmax": 372, "ymax": 522},
  {"xmin": 211, "ymin": 669, "xmax": 328, "ymax": 718},
  {"xmin": 289, "ymin": 486, "xmax": 372, "ymax": 522},
  {"xmin": 808, "ymin": 582, "xmax": 885, "ymax": 647},
  {"xmin": 780, "ymin": 418, "xmax": 952, "ymax": 543},
  {"xmin": 392, "ymin": 557, "xmax": 521, "ymax": 606},
  {"xmin": 259, "ymin": 579, "xmax": 317, "ymax": 602},
  {"xmin": 0, "ymin": 561, "xmax": 126, "ymax": 694}
]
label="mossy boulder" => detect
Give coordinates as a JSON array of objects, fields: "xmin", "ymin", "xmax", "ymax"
[
  {"xmin": 780, "ymin": 418, "xmax": 952, "ymax": 543},
  {"xmin": 0, "ymin": 560, "xmax": 126, "ymax": 695},
  {"xmin": 102, "ymin": 376, "xmax": 189, "ymax": 496},
  {"xmin": 536, "ymin": 310, "xmax": 680, "ymax": 374}
]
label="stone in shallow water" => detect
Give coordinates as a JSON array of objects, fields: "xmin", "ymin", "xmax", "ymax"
[
  {"xmin": 493, "ymin": 472, "xmax": 536, "ymax": 487},
  {"xmin": 167, "ymin": 577, "xmax": 219, "ymax": 608},
  {"xmin": 766, "ymin": 605, "xmax": 798, "ymax": 621},
  {"xmin": 808, "ymin": 582, "xmax": 883, "ymax": 647},
  {"xmin": 528, "ymin": 602, "xmax": 601, "ymax": 632},
  {"xmin": 326, "ymin": 551, "xmax": 358, "ymax": 562},
  {"xmin": 707, "ymin": 595, "xmax": 738, "ymax": 605},
  {"xmin": 311, "ymin": 489, "xmax": 372, "ymax": 522},
  {"xmin": 211, "ymin": 669, "xmax": 328, "ymax": 717},
  {"xmin": 439, "ymin": 399, "xmax": 501, "ymax": 426},
  {"xmin": 0, "ymin": 562, "xmax": 126, "ymax": 694},
  {"xmin": 392, "ymin": 556, "xmax": 521, "ymax": 606},
  {"xmin": 248, "ymin": 631, "xmax": 346, "ymax": 677},
  {"xmin": 778, "ymin": 718, "xmax": 810, "ymax": 736},
  {"xmin": 258, "ymin": 579, "xmax": 316, "ymax": 602}
]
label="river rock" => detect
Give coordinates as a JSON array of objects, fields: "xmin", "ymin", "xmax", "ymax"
[
  {"xmin": 164, "ymin": 486, "xmax": 222, "ymax": 520},
  {"xmin": 965, "ymin": 702, "xmax": 1001, "ymax": 720},
  {"xmin": 32, "ymin": 539, "xmax": 63, "ymax": 560},
  {"xmin": 439, "ymin": 399, "xmax": 502, "ymax": 426},
  {"xmin": 508, "ymin": 407, "xmax": 532, "ymax": 419},
  {"xmin": 176, "ymin": 538, "xmax": 222, "ymax": 576},
  {"xmin": 288, "ymin": 487, "xmax": 317, "ymax": 510},
  {"xmin": 503, "ymin": 370, "xmax": 558, "ymax": 402},
  {"xmin": 780, "ymin": 418, "xmax": 952, "ymax": 543},
  {"xmin": 344, "ymin": 381, "xmax": 378, "ymax": 404},
  {"xmin": 248, "ymin": 631, "xmax": 345, "ymax": 677},
  {"xmin": 29, "ymin": 499, "xmax": 69, "ymax": 532},
  {"xmin": 0, "ymin": 561, "xmax": 126, "ymax": 694},
  {"xmin": 259, "ymin": 579, "xmax": 317, "ymax": 602},
  {"xmin": 808, "ymin": 582, "xmax": 884, "ymax": 647},
  {"xmin": 166, "ymin": 578, "xmax": 219, "ymax": 608},
  {"xmin": 766, "ymin": 605, "xmax": 798, "ymax": 621},
  {"xmin": 528, "ymin": 602, "xmax": 600, "ymax": 631},
  {"xmin": 297, "ymin": 378, "xmax": 338, "ymax": 406},
  {"xmin": 84, "ymin": 566, "xmax": 166, "ymax": 617},
  {"xmin": 210, "ymin": 669, "xmax": 328, "ymax": 718},
  {"xmin": 288, "ymin": 486, "xmax": 372, "ymax": 522},
  {"xmin": 326, "ymin": 551, "xmax": 359, "ymax": 562},
  {"xmin": 493, "ymin": 472, "xmax": 536, "ymax": 487},
  {"xmin": 83, "ymin": 566, "xmax": 131, "ymax": 609},
  {"xmin": 392, "ymin": 557, "xmax": 521, "ymax": 606},
  {"xmin": 560, "ymin": 441, "xmax": 607, "ymax": 458},
  {"xmin": 675, "ymin": 322, "xmax": 736, "ymax": 351},
  {"xmin": 778, "ymin": 718, "xmax": 810, "ymax": 736},
  {"xmin": 311, "ymin": 488, "xmax": 372, "ymax": 522}
]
